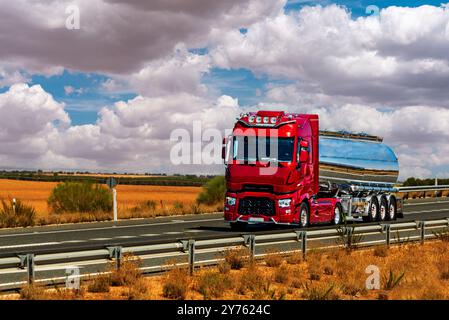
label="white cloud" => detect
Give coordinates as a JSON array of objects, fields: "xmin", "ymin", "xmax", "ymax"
[{"xmin": 210, "ymin": 4, "xmax": 449, "ymax": 107}]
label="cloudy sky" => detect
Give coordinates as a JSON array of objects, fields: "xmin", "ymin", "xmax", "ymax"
[{"xmin": 1, "ymin": 0, "xmax": 449, "ymax": 179}]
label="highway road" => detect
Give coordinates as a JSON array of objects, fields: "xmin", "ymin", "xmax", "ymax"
[{"xmin": 0, "ymin": 197, "xmax": 448, "ymax": 255}]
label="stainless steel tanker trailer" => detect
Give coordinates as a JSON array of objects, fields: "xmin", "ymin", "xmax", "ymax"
[{"xmin": 318, "ymin": 131, "xmax": 403, "ymax": 222}]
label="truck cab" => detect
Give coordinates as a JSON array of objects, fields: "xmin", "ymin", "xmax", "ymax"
[
  {"xmin": 223, "ymin": 111, "xmax": 402, "ymax": 230},
  {"xmin": 223, "ymin": 111, "xmax": 341, "ymax": 229}
]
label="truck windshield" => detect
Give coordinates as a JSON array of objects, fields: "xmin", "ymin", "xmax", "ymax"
[{"xmin": 233, "ymin": 136, "xmax": 295, "ymax": 162}]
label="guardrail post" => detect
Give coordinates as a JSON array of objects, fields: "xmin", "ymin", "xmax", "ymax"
[
  {"xmin": 188, "ymin": 239, "xmax": 195, "ymax": 276},
  {"xmin": 244, "ymin": 234, "xmax": 256, "ymax": 262},
  {"xmin": 296, "ymin": 231, "xmax": 307, "ymax": 260},
  {"xmin": 382, "ymin": 224, "xmax": 391, "ymax": 246},
  {"xmin": 107, "ymin": 246, "xmax": 122, "ymax": 270},
  {"xmin": 419, "ymin": 221, "xmax": 426, "ymax": 245},
  {"xmin": 18, "ymin": 254, "xmax": 35, "ymax": 285},
  {"xmin": 181, "ymin": 239, "xmax": 196, "ymax": 275}
]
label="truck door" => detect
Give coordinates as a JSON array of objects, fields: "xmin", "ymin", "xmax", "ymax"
[{"xmin": 310, "ymin": 197, "xmax": 333, "ymax": 223}]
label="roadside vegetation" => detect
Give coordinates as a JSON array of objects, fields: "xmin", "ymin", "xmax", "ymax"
[
  {"xmin": 196, "ymin": 176, "xmax": 225, "ymax": 205},
  {"xmin": 6, "ymin": 240, "xmax": 449, "ymax": 300},
  {"xmin": 0, "ymin": 198, "xmax": 36, "ymax": 228}
]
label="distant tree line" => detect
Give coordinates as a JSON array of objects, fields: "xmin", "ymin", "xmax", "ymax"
[
  {"xmin": 402, "ymin": 177, "xmax": 449, "ymax": 186},
  {"xmin": 0, "ymin": 171, "xmax": 216, "ymax": 187}
]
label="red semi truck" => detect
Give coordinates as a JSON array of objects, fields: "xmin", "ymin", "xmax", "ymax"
[{"xmin": 222, "ymin": 111, "xmax": 403, "ymax": 230}]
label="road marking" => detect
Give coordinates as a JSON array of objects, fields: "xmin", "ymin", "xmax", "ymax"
[
  {"xmin": 171, "ymin": 220, "xmax": 184, "ymax": 223},
  {"xmin": 0, "ymin": 217, "xmax": 223, "ymax": 238},
  {"xmin": 0, "ymin": 242, "xmax": 59, "ymax": 249},
  {"xmin": 185, "ymin": 229, "xmax": 206, "ymax": 233},
  {"xmin": 90, "ymin": 238, "xmax": 112, "ymax": 241},
  {"xmin": 115, "ymin": 236, "xmax": 137, "ymax": 239},
  {"xmin": 140, "ymin": 233, "xmax": 158, "ymax": 237},
  {"xmin": 163, "ymin": 232, "xmax": 183, "ymax": 235},
  {"xmin": 63, "ymin": 240, "xmax": 86, "ymax": 243}
]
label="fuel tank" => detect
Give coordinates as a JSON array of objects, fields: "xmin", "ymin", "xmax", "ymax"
[{"xmin": 318, "ymin": 132, "xmax": 399, "ymax": 186}]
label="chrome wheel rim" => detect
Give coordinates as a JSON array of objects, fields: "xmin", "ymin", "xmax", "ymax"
[
  {"xmin": 380, "ymin": 204, "xmax": 386, "ymax": 220},
  {"xmin": 371, "ymin": 203, "xmax": 377, "ymax": 219},
  {"xmin": 300, "ymin": 208, "xmax": 308, "ymax": 227},
  {"xmin": 334, "ymin": 206, "xmax": 341, "ymax": 224},
  {"xmin": 389, "ymin": 204, "xmax": 395, "ymax": 220}
]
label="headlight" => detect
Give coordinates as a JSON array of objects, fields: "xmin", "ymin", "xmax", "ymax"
[
  {"xmin": 226, "ymin": 196, "xmax": 236, "ymax": 206},
  {"xmin": 278, "ymin": 199, "xmax": 292, "ymax": 208}
]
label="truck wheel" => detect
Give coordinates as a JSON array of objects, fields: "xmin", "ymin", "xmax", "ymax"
[
  {"xmin": 333, "ymin": 203, "xmax": 343, "ymax": 225},
  {"xmin": 379, "ymin": 198, "xmax": 388, "ymax": 221},
  {"xmin": 230, "ymin": 222, "xmax": 247, "ymax": 231},
  {"xmin": 363, "ymin": 197, "xmax": 379, "ymax": 223},
  {"xmin": 386, "ymin": 198, "xmax": 397, "ymax": 221},
  {"xmin": 299, "ymin": 202, "xmax": 310, "ymax": 228}
]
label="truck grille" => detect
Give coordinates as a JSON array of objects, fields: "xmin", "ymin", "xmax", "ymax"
[
  {"xmin": 238, "ymin": 197, "xmax": 275, "ymax": 216},
  {"xmin": 243, "ymin": 184, "xmax": 274, "ymax": 193}
]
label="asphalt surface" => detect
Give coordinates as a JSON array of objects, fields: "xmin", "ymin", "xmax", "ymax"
[{"xmin": 0, "ymin": 197, "xmax": 448, "ymax": 255}]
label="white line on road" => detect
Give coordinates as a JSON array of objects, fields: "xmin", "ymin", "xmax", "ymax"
[
  {"xmin": 0, "ymin": 217, "xmax": 223, "ymax": 238},
  {"xmin": 90, "ymin": 238, "xmax": 112, "ymax": 241},
  {"xmin": 0, "ymin": 242, "xmax": 59, "ymax": 249},
  {"xmin": 163, "ymin": 232, "xmax": 183, "ymax": 235},
  {"xmin": 140, "ymin": 233, "xmax": 158, "ymax": 237},
  {"xmin": 115, "ymin": 236, "xmax": 137, "ymax": 239}
]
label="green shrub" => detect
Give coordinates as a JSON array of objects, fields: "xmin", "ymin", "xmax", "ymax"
[
  {"xmin": 0, "ymin": 199, "xmax": 36, "ymax": 228},
  {"xmin": 48, "ymin": 182, "xmax": 112, "ymax": 213},
  {"xmin": 197, "ymin": 176, "xmax": 226, "ymax": 205}
]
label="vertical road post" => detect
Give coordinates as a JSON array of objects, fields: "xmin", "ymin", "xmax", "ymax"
[
  {"xmin": 419, "ymin": 221, "xmax": 426, "ymax": 245},
  {"xmin": 302, "ymin": 231, "xmax": 307, "ymax": 260},
  {"xmin": 113, "ymin": 188, "xmax": 118, "ymax": 224},
  {"xmin": 26, "ymin": 254, "xmax": 35, "ymax": 285},
  {"xmin": 244, "ymin": 234, "xmax": 256, "ymax": 262},
  {"xmin": 383, "ymin": 224, "xmax": 391, "ymax": 247},
  {"xmin": 13, "ymin": 198, "xmax": 16, "ymax": 215},
  {"xmin": 188, "ymin": 239, "xmax": 195, "ymax": 276}
]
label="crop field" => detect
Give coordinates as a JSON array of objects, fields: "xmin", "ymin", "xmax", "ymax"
[{"xmin": 0, "ymin": 179, "xmax": 203, "ymax": 220}]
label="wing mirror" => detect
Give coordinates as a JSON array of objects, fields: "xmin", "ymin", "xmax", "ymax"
[{"xmin": 299, "ymin": 140, "xmax": 309, "ymax": 163}]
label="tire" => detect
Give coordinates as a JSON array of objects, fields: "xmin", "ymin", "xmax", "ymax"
[
  {"xmin": 298, "ymin": 202, "xmax": 310, "ymax": 228},
  {"xmin": 386, "ymin": 197, "xmax": 397, "ymax": 221},
  {"xmin": 362, "ymin": 197, "xmax": 379, "ymax": 223},
  {"xmin": 333, "ymin": 203, "xmax": 343, "ymax": 225},
  {"xmin": 230, "ymin": 222, "xmax": 247, "ymax": 231},
  {"xmin": 379, "ymin": 197, "xmax": 388, "ymax": 221}
]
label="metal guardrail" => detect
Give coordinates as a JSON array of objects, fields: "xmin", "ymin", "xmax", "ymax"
[
  {"xmin": 397, "ymin": 185, "xmax": 449, "ymax": 192},
  {"xmin": 1, "ymin": 218, "xmax": 448, "ymax": 291}
]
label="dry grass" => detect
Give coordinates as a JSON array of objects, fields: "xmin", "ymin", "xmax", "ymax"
[
  {"xmin": 6, "ymin": 241, "xmax": 449, "ymax": 300},
  {"xmin": 0, "ymin": 179, "xmax": 219, "ymax": 227}
]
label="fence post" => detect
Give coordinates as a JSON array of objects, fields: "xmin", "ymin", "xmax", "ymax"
[{"xmin": 188, "ymin": 239, "xmax": 195, "ymax": 276}]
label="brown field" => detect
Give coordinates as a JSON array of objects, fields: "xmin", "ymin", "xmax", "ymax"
[
  {"xmin": 3, "ymin": 240, "xmax": 449, "ymax": 300},
  {"xmin": 0, "ymin": 179, "xmax": 203, "ymax": 220}
]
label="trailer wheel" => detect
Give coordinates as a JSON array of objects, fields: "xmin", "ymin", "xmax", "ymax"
[
  {"xmin": 298, "ymin": 202, "xmax": 310, "ymax": 228},
  {"xmin": 386, "ymin": 197, "xmax": 397, "ymax": 221},
  {"xmin": 379, "ymin": 197, "xmax": 388, "ymax": 221},
  {"xmin": 363, "ymin": 197, "xmax": 379, "ymax": 223},
  {"xmin": 333, "ymin": 203, "xmax": 343, "ymax": 225}
]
